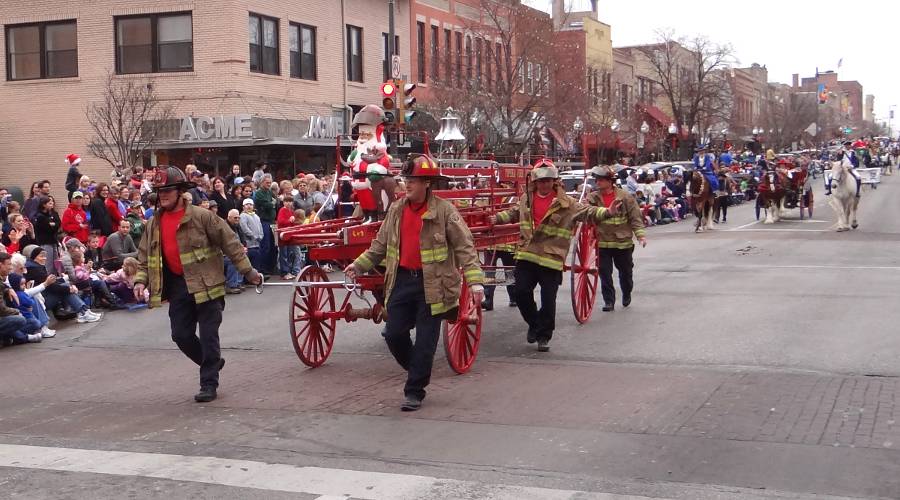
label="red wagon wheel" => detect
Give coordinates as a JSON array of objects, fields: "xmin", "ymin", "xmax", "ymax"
[
  {"xmin": 570, "ymin": 223, "xmax": 600, "ymax": 324},
  {"xmin": 443, "ymin": 275, "xmax": 483, "ymax": 374},
  {"xmin": 289, "ymin": 266, "xmax": 337, "ymax": 367}
]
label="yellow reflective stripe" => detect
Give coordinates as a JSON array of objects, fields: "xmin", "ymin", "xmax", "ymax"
[
  {"xmin": 147, "ymin": 255, "xmax": 161, "ymax": 265},
  {"xmin": 135, "ymin": 271, "xmax": 148, "ymax": 283},
  {"xmin": 149, "ymin": 296, "xmax": 162, "ymax": 307},
  {"xmin": 420, "ymin": 246, "xmax": 448, "ymax": 263},
  {"xmin": 386, "ymin": 246, "xmax": 399, "ymax": 259},
  {"xmin": 355, "ymin": 253, "xmax": 374, "ymax": 271},
  {"xmin": 536, "ymin": 225, "xmax": 572, "ymax": 239},
  {"xmin": 521, "ymin": 220, "xmax": 533, "ymax": 230},
  {"xmin": 194, "ymin": 285, "xmax": 225, "ymax": 304},
  {"xmin": 634, "ymin": 228, "xmax": 646, "ymax": 238},
  {"xmin": 463, "ymin": 267, "xmax": 484, "ymax": 284},
  {"xmin": 430, "ymin": 302, "xmax": 454, "ymax": 316},
  {"xmin": 600, "ymin": 216, "xmax": 628, "ymax": 225},
  {"xmin": 515, "ymin": 250, "xmax": 564, "ymax": 271},
  {"xmin": 598, "ymin": 241, "xmax": 635, "ymax": 249},
  {"xmin": 497, "ymin": 212, "xmax": 512, "ymax": 223},
  {"xmin": 180, "ymin": 246, "xmax": 219, "ymax": 265}
]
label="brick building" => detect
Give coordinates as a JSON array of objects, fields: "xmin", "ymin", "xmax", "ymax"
[
  {"xmin": 727, "ymin": 63, "xmax": 768, "ymax": 138},
  {"xmin": 0, "ymin": 0, "xmax": 411, "ymax": 198}
]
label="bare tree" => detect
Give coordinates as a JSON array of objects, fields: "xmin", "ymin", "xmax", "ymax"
[
  {"xmin": 637, "ymin": 31, "xmax": 735, "ymax": 149},
  {"xmin": 761, "ymin": 90, "xmax": 817, "ymax": 151},
  {"xmin": 425, "ymin": 0, "xmax": 581, "ymax": 159},
  {"xmin": 86, "ymin": 72, "xmax": 174, "ymax": 176}
]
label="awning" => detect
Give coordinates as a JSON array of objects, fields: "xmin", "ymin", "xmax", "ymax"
[
  {"xmin": 640, "ymin": 104, "xmax": 671, "ymax": 126},
  {"xmin": 149, "ymin": 137, "xmax": 354, "ymax": 150},
  {"xmin": 546, "ymin": 127, "xmax": 569, "ymax": 150}
]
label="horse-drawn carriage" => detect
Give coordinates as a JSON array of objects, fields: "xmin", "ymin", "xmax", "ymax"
[
  {"xmin": 756, "ymin": 160, "xmax": 814, "ymax": 223},
  {"xmin": 260, "ymin": 138, "xmax": 607, "ymax": 374}
]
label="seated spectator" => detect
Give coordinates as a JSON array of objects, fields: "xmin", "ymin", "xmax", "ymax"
[
  {"xmin": 60, "ymin": 238, "xmax": 123, "ymax": 310},
  {"xmin": 7, "ymin": 274, "xmax": 45, "ymax": 342},
  {"xmin": 2, "ymin": 213, "xmax": 36, "ymax": 254},
  {"xmin": 105, "ymin": 257, "xmax": 146, "ymax": 304},
  {"xmin": 84, "ymin": 233, "xmax": 103, "ymax": 270},
  {"xmin": 101, "ymin": 220, "xmax": 138, "ymax": 272},
  {"xmin": 11, "ymin": 249, "xmax": 55, "ymax": 338},
  {"xmin": 0, "ymin": 253, "xmax": 38, "ymax": 344},
  {"xmin": 22, "ymin": 247, "xmax": 98, "ymax": 323}
]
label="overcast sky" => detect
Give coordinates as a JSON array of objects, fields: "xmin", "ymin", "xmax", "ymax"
[{"xmin": 525, "ymin": 0, "xmax": 898, "ymax": 132}]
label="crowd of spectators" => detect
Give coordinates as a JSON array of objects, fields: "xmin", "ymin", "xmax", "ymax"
[{"xmin": 0, "ymin": 160, "xmax": 344, "ymax": 347}]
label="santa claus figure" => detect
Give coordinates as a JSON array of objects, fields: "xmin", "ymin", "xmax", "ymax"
[{"xmin": 347, "ymin": 105, "xmax": 392, "ymax": 222}]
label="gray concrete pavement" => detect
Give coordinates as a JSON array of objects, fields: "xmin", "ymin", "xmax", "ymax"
[{"xmin": 1, "ymin": 175, "xmax": 898, "ymax": 499}]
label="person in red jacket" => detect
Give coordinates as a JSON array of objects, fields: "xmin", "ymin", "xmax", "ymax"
[
  {"xmin": 105, "ymin": 186, "xmax": 123, "ymax": 228},
  {"xmin": 275, "ymin": 195, "xmax": 301, "ymax": 279},
  {"xmin": 61, "ymin": 191, "xmax": 90, "ymax": 243}
]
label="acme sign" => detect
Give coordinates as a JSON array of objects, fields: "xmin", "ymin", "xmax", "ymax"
[{"xmin": 179, "ymin": 114, "xmax": 253, "ymax": 141}]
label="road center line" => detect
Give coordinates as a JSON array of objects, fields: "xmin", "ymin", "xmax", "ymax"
[{"xmin": 0, "ymin": 444, "xmax": 662, "ymax": 500}]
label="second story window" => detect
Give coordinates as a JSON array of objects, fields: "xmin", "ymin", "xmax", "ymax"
[
  {"xmin": 116, "ymin": 13, "xmax": 192, "ymax": 74},
  {"xmin": 416, "ymin": 22, "xmax": 425, "ymax": 83},
  {"xmin": 430, "ymin": 25, "xmax": 439, "ymax": 82},
  {"xmin": 249, "ymin": 14, "xmax": 279, "ymax": 75},
  {"xmin": 6, "ymin": 20, "xmax": 78, "ymax": 80},
  {"xmin": 346, "ymin": 25, "xmax": 363, "ymax": 82},
  {"xmin": 290, "ymin": 23, "xmax": 316, "ymax": 80}
]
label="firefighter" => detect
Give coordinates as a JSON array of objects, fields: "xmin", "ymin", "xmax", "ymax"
[
  {"xmin": 133, "ymin": 166, "xmax": 261, "ymax": 403},
  {"xmin": 489, "ymin": 159, "xmax": 623, "ymax": 352},
  {"xmin": 344, "ymin": 154, "xmax": 484, "ymax": 412},
  {"xmin": 587, "ymin": 165, "xmax": 646, "ymax": 312}
]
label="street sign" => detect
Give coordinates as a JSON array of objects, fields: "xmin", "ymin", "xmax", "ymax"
[{"xmin": 391, "ymin": 55, "xmax": 401, "ymax": 79}]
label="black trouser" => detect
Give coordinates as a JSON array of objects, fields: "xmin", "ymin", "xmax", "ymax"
[
  {"xmin": 513, "ymin": 260, "xmax": 562, "ymax": 342},
  {"xmin": 483, "ymin": 250, "xmax": 515, "ymax": 304},
  {"xmin": 383, "ymin": 268, "xmax": 443, "ymax": 400},
  {"xmin": 599, "ymin": 247, "xmax": 634, "ymax": 306},
  {"xmin": 715, "ymin": 196, "xmax": 729, "ymax": 221},
  {"xmin": 163, "ymin": 267, "xmax": 225, "ymax": 390}
]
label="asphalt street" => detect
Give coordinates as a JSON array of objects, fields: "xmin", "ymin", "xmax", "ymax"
[{"xmin": 1, "ymin": 173, "xmax": 899, "ymax": 499}]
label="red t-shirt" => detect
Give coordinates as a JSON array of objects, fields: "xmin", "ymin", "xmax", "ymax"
[
  {"xmin": 399, "ymin": 201, "xmax": 428, "ymax": 270},
  {"xmin": 532, "ymin": 192, "xmax": 555, "ymax": 226},
  {"xmin": 160, "ymin": 208, "xmax": 185, "ymax": 275},
  {"xmin": 276, "ymin": 206, "xmax": 294, "ymax": 228},
  {"xmin": 600, "ymin": 191, "xmax": 616, "ymax": 209}
]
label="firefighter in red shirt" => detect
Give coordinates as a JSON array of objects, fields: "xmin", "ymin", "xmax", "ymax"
[
  {"xmin": 134, "ymin": 167, "xmax": 261, "ymax": 403},
  {"xmin": 345, "ymin": 155, "xmax": 484, "ymax": 411}
]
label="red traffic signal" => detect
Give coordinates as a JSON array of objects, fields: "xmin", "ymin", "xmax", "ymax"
[{"xmin": 381, "ymin": 81, "xmax": 396, "ymax": 97}]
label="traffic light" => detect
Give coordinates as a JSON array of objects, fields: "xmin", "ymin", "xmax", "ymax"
[
  {"xmin": 398, "ymin": 81, "xmax": 417, "ymax": 125},
  {"xmin": 381, "ymin": 81, "xmax": 397, "ymax": 124}
]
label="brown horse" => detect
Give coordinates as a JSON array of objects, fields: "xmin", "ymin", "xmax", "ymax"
[
  {"xmin": 688, "ymin": 170, "xmax": 715, "ymax": 232},
  {"xmin": 757, "ymin": 168, "xmax": 785, "ymax": 224}
]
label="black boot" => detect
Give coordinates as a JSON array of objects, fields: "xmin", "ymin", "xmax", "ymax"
[
  {"xmin": 602, "ymin": 303, "xmax": 614, "ymax": 312},
  {"xmin": 194, "ymin": 387, "xmax": 217, "ymax": 403}
]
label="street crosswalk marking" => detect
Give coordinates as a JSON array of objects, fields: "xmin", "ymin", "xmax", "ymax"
[{"xmin": 0, "ymin": 443, "xmax": 665, "ymax": 500}]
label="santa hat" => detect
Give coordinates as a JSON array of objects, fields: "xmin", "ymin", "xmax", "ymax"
[
  {"xmin": 375, "ymin": 123, "xmax": 385, "ymax": 143},
  {"xmin": 66, "ymin": 153, "xmax": 81, "ymax": 167}
]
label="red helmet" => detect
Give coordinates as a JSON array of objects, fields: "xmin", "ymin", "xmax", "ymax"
[
  {"xmin": 401, "ymin": 154, "xmax": 444, "ymax": 178},
  {"xmin": 151, "ymin": 166, "xmax": 196, "ymax": 190}
]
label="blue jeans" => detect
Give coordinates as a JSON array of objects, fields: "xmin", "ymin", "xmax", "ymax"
[
  {"xmin": 259, "ymin": 222, "xmax": 276, "ymax": 274},
  {"xmin": 278, "ymin": 245, "xmax": 301, "ymax": 276},
  {"xmin": 43, "ymin": 290, "xmax": 88, "ymax": 315},
  {"xmin": 223, "ymin": 256, "xmax": 242, "ymax": 288},
  {"xmin": 246, "ymin": 247, "xmax": 261, "ymax": 273},
  {"xmin": 0, "ymin": 315, "xmax": 28, "ymax": 344},
  {"xmin": 32, "ymin": 301, "xmax": 50, "ymax": 327}
]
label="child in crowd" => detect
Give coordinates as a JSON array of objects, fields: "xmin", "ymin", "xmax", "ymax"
[
  {"xmin": 84, "ymin": 233, "xmax": 103, "ymax": 270},
  {"xmin": 7, "ymin": 274, "xmax": 44, "ymax": 343},
  {"xmin": 105, "ymin": 257, "xmax": 146, "ymax": 304},
  {"xmin": 306, "ymin": 203, "xmax": 322, "ymax": 224},
  {"xmin": 276, "ymin": 196, "xmax": 301, "ymax": 280}
]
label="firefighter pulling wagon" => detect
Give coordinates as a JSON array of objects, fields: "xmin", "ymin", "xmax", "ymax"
[{"xmin": 257, "ymin": 109, "xmax": 610, "ymax": 374}]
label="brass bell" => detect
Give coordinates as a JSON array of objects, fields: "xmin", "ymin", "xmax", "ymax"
[{"xmin": 435, "ymin": 108, "xmax": 466, "ymax": 141}]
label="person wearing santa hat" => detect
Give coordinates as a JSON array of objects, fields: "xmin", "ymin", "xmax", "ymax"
[{"xmin": 64, "ymin": 154, "xmax": 83, "ymax": 200}]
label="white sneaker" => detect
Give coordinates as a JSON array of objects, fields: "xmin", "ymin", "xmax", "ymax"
[
  {"xmin": 85, "ymin": 309, "xmax": 103, "ymax": 319},
  {"xmin": 27, "ymin": 333, "xmax": 43, "ymax": 343},
  {"xmin": 41, "ymin": 326, "xmax": 57, "ymax": 338},
  {"xmin": 77, "ymin": 311, "xmax": 101, "ymax": 323}
]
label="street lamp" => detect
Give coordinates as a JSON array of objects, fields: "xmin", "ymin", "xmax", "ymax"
[
  {"xmin": 573, "ymin": 116, "xmax": 585, "ymax": 166},
  {"xmin": 638, "ymin": 121, "xmax": 649, "ymax": 163},
  {"xmin": 611, "ymin": 119, "xmax": 621, "ymax": 132},
  {"xmin": 667, "ymin": 123, "xmax": 678, "ymax": 160}
]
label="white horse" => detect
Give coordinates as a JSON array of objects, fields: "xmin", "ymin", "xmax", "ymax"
[{"xmin": 827, "ymin": 161, "xmax": 860, "ymax": 232}]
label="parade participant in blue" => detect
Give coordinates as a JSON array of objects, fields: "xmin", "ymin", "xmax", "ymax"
[
  {"xmin": 692, "ymin": 144, "xmax": 719, "ymax": 192},
  {"xmin": 825, "ymin": 141, "xmax": 861, "ymax": 197},
  {"xmin": 719, "ymin": 146, "xmax": 734, "ymax": 169}
]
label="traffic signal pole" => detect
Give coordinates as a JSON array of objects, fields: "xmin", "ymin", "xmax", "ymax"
[{"xmin": 388, "ymin": 0, "xmax": 398, "ymax": 156}]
